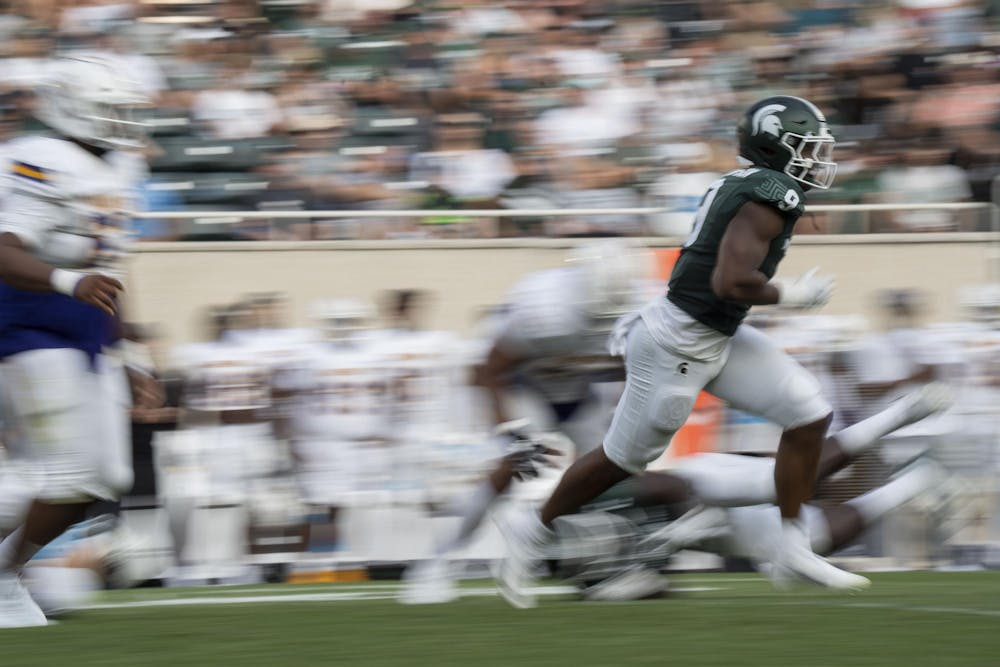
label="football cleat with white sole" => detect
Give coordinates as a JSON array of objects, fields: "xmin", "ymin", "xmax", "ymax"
[
  {"xmin": 399, "ymin": 559, "xmax": 458, "ymax": 605},
  {"xmin": 0, "ymin": 572, "xmax": 48, "ymax": 628},
  {"xmin": 771, "ymin": 521, "xmax": 870, "ymax": 593},
  {"xmin": 493, "ymin": 510, "xmax": 552, "ymax": 609},
  {"xmin": 769, "ymin": 553, "xmax": 871, "ymax": 592},
  {"xmin": 582, "ymin": 566, "xmax": 669, "ymax": 602}
]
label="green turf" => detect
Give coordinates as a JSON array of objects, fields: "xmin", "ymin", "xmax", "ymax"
[{"xmin": 3, "ymin": 572, "xmax": 1000, "ymax": 667}]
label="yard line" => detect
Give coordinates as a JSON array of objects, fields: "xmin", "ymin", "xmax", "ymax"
[
  {"xmin": 88, "ymin": 583, "xmax": 722, "ymax": 610},
  {"xmin": 85, "ymin": 586, "xmax": 580, "ymax": 609}
]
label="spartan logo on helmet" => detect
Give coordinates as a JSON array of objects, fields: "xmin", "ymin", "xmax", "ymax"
[
  {"xmin": 737, "ymin": 96, "xmax": 837, "ymax": 190},
  {"xmin": 751, "ymin": 103, "xmax": 787, "ymax": 137}
]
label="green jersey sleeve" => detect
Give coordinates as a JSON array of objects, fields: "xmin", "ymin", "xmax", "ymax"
[{"xmin": 746, "ymin": 170, "xmax": 805, "ymax": 220}]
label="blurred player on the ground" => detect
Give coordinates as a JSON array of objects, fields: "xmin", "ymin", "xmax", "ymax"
[
  {"xmin": 642, "ymin": 384, "xmax": 951, "ymax": 570},
  {"xmin": 497, "ymin": 96, "xmax": 871, "ymax": 608},
  {"xmin": 0, "ymin": 54, "xmax": 161, "ymax": 627},
  {"xmin": 401, "ymin": 239, "xmax": 689, "ymax": 603},
  {"xmin": 556, "ymin": 382, "xmax": 953, "ymax": 598}
]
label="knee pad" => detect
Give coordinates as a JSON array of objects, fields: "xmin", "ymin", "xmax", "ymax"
[{"xmin": 649, "ymin": 390, "xmax": 696, "ymax": 434}]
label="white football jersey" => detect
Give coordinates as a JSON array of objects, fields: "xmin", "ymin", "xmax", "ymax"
[
  {"xmin": 371, "ymin": 330, "xmax": 461, "ymax": 438},
  {"xmin": 235, "ymin": 327, "xmax": 319, "ymax": 383},
  {"xmin": 0, "ymin": 135, "xmax": 141, "ymax": 280},
  {"xmin": 289, "ymin": 341, "xmax": 391, "ymax": 442},
  {"xmin": 172, "ymin": 341, "xmax": 271, "ymax": 413}
]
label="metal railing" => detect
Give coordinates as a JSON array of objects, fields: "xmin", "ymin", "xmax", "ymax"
[
  {"xmin": 130, "ymin": 202, "xmax": 1000, "ymax": 233},
  {"xmin": 128, "ymin": 202, "xmax": 1000, "ymax": 255}
]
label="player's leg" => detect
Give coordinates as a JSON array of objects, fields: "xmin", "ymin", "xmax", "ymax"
[
  {"xmin": 496, "ymin": 318, "xmax": 713, "ymax": 607},
  {"xmin": 773, "ymin": 413, "xmax": 830, "ymax": 533},
  {"xmin": 540, "ymin": 320, "xmax": 711, "ymax": 525},
  {"xmin": 706, "ymin": 325, "xmax": 868, "ymax": 590},
  {"xmin": 830, "ymin": 456, "xmax": 946, "ymax": 552},
  {"xmin": 0, "ymin": 351, "xmax": 131, "ymax": 626},
  {"xmin": 402, "ymin": 424, "xmax": 567, "ymax": 605},
  {"xmin": 817, "ymin": 383, "xmax": 952, "ymax": 480},
  {"xmin": 438, "ymin": 462, "xmax": 518, "ymax": 555},
  {"xmin": 724, "ymin": 456, "xmax": 945, "ymax": 579},
  {"xmin": 724, "ymin": 504, "xmax": 832, "ymax": 566},
  {"xmin": 6, "ymin": 352, "xmax": 132, "ymax": 569},
  {"xmin": 654, "ymin": 384, "xmax": 951, "ymax": 513},
  {"xmin": 670, "ymin": 452, "xmax": 779, "ymax": 506},
  {"xmin": 400, "ymin": 465, "xmax": 509, "ymax": 605}
]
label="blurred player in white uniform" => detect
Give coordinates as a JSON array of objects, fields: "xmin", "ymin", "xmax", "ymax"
[
  {"xmin": 400, "ymin": 240, "xmax": 688, "ymax": 603},
  {"xmin": 0, "ymin": 54, "xmax": 161, "ymax": 627},
  {"xmin": 164, "ymin": 303, "xmax": 274, "ymax": 577},
  {"xmin": 279, "ymin": 299, "xmax": 389, "ymax": 548},
  {"xmin": 555, "ymin": 383, "xmax": 952, "ymax": 598}
]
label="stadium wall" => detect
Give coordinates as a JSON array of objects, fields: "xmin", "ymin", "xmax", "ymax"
[{"xmin": 130, "ymin": 234, "xmax": 997, "ymax": 349}]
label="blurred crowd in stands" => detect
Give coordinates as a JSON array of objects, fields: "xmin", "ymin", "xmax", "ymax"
[{"xmin": 0, "ymin": 0, "xmax": 999, "ymax": 239}]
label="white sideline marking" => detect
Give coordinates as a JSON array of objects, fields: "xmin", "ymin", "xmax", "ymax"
[
  {"xmin": 86, "ymin": 586, "xmax": 579, "ymax": 610},
  {"xmin": 92, "ymin": 583, "xmax": 1000, "ymax": 618},
  {"xmin": 88, "ymin": 584, "xmax": 723, "ymax": 611}
]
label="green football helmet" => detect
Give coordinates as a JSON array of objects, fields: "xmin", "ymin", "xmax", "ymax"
[{"xmin": 737, "ymin": 95, "xmax": 836, "ymax": 190}]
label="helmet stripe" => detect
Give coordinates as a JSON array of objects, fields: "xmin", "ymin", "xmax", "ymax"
[{"xmin": 788, "ymin": 96, "xmax": 826, "ymax": 122}]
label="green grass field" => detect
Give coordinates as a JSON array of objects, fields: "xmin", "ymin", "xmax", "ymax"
[{"xmin": 3, "ymin": 572, "xmax": 1000, "ymax": 667}]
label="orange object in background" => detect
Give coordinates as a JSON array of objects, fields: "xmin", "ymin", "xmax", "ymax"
[
  {"xmin": 669, "ymin": 392, "xmax": 723, "ymax": 458},
  {"xmin": 650, "ymin": 247, "xmax": 721, "ymax": 461},
  {"xmin": 655, "ymin": 247, "xmax": 681, "ymax": 280}
]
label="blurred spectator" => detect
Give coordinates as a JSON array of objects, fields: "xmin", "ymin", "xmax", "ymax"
[
  {"xmin": 410, "ymin": 113, "xmax": 517, "ymax": 203},
  {"xmin": 0, "ymin": 0, "xmax": 996, "ymax": 239},
  {"xmin": 877, "ymin": 144, "xmax": 974, "ymax": 231},
  {"xmin": 192, "ymin": 69, "xmax": 284, "ymax": 140},
  {"xmin": 646, "ymin": 141, "xmax": 727, "ymax": 237}
]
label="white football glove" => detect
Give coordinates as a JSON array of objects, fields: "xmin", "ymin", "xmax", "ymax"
[{"xmin": 773, "ymin": 267, "xmax": 835, "ymax": 309}]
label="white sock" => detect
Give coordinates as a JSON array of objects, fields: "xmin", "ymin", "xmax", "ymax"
[
  {"xmin": 0, "ymin": 527, "xmax": 23, "ymax": 574},
  {"xmin": 801, "ymin": 505, "xmax": 833, "ymax": 555},
  {"xmin": 0, "ymin": 528, "xmax": 42, "ymax": 575},
  {"xmin": 846, "ymin": 464, "xmax": 937, "ymax": 524},
  {"xmin": 780, "ymin": 517, "xmax": 810, "ymax": 550},
  {"xmin": 679, "ymin": 454, "xmax": 777, "ymax": 506},
  {"xmin": 523, "ymin": 510, "xmax": 555, "ymax": 550},
  {"xmin": 436, "ymin": 480, "xmax": 500, "ymax": 556},
  {"xmin": 834, "ymin": 399, "xmax": 916, "ymax": 456}
]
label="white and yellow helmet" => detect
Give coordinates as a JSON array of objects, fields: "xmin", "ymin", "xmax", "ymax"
[{"xmin": 36, "ymin": 53, "xmax": 150, "ymax": 150}]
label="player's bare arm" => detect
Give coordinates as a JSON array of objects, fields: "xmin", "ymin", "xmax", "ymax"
[
  {"xmin": 711, "ymin": 201, "xmax": 784, "ymax": 306},
  {"xmin": 125, "ymin": 366, "xmax": 166, "ymax": 410},
  {"xmin": 0, "ymin": 232, "xmax": 123, "ymax": 315},
  {"xmin": 472, "ymin": 341, "xmax": 522, "ymax": 426}
]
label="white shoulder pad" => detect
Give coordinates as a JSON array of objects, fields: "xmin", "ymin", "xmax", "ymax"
[
  {"xmin": 4, "ymin": 135, "xmax": 129, "ymax": 201},
  {"xmin": 2, "ymin": 136, "xmax": 73, "ymax": 200}
]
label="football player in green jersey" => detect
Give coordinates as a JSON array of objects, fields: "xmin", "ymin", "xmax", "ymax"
[{"xmin": 496, "ymin": 96, "xmax": 871, "ymax": 608}]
